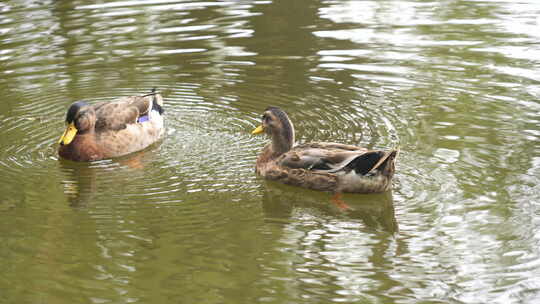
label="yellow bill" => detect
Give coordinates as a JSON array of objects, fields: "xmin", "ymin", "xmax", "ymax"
[
  {"xmin": 252, "ymin": 125, "xmax": 264, "ymax": 135},
  {"xmin": 58, "ymin": 122, "xmax": 78, "ymax": 145}
]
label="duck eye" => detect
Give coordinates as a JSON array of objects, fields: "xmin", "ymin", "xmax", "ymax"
[{"xmin": 262, "ymin": 114, "xmax": 271, "ymax": 122}]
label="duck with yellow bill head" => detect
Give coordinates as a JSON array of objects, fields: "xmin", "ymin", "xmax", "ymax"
[
  {"xmin": 58, "ymin": 90, "xmax": 165, "ymax": 161},
  {"xmin": 252, "ymin": 107, "xmax": 398, "ymax": 194}
]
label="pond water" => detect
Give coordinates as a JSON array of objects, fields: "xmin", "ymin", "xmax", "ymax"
[{"xmin": 1, "ymin": 0, "xmax": 539, "ymax": 303}]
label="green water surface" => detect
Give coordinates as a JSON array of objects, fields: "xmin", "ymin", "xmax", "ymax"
[{"xmin": 0, "ymin": 0, "xmax": 539, "ymax": 303}]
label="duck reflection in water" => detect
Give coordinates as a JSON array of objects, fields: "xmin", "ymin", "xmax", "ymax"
[
  {"xmin": 58, "ymin": 151, "xmax": 149, "ymax": 207},
  {"xmin": 261, "ymin": 181, "xmax": 398, "ymax": 234},
  {"xmin": 59, "ymin": 160, "xmax": 98, "ymax": 207}
]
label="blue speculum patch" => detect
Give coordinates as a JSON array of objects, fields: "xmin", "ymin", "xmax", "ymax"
[{"xmin": 137, "ymin": 115, "xmax": 149, "ymax": 123}]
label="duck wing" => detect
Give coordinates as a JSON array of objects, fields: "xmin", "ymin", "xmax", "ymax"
[
  {"xmin": 280, "ymin": 142, "xmax": 399, "ymax": 176},
  {"xmin": 93, "ymin": 95, "xmax": 153, "ymax": 132},
  {"xmin": 279, "ymin": 142, "xmax": 368, "ymax": 172},
  {"xmin": 339, "ymin": 149, "xmax": 398, "ymax": 175}
]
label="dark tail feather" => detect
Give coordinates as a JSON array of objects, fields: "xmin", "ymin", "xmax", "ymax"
[
  {"xmin": 152, "ymin": 95, "xmax": 164, "ymax": 114},
  {"xmin": 343, "ymin": 151, "xmax": 385, "ymax": 175},
  {"xmin": 146, "ymin": 88, "xmax": 164, "ymax": 115},
  {"xmin": 344, "ymin": 149, "xmax": 398, "ymax": 176},
  {"xmin": 142, "ymin": 87, "xmax": 158, "ymax": 97}
]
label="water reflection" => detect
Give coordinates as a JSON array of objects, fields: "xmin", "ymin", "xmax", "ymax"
[
  {"xmin": 58, "ymin": 144, "xmax": 166, "ymax": 207},
  {"xmin": 260, "ymin": 181, "xmax": 400, "ymax": 302},
  {"xmin": 262, "ymin": 181, "xmax": 397, "ymax": 234},
  {"xmin": 0, "ymin": 0, "xmax": 539, "ymax": 303},
  {"xmin": 59, "ymin": 160, "xmax": 98, "ymax": 207}
]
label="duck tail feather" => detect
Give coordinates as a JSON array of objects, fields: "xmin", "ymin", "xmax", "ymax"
[
  {"xmin": 343, "ymin": 151, "xmax": 385, "ymax": 175},
  {"xmin": 342, "ymin": 148, "xmax": 399, "ymax": 176},
  {"xmin": 152, "ymin": 95, "xmax": 164, "ymax": 114},
  {"xmin": 146, "ymin": 88, "xmax": 164, "ymax": 115}
]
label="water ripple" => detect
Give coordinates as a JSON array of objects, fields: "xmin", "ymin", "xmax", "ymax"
[{"xmin": 1, "ymin": 0, "xmax": 540, "ymax": 303}]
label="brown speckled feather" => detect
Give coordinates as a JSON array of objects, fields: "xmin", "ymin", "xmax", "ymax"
[
  {"xmin": 279, "ymin": 142, "xmax": 368, "ymax": 171},
  {"xmin": 94, "ymin": 96, "xmax": 151, "ymax": 131},
  {"xmin": 256, "ymin": 142, "xmax": 397, "ymax": 193}
]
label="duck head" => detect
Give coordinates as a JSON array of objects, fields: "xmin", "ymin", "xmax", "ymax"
[
  {"xmin": 58, "ymin": 101, "xmax": 96, "ymax": 146},
  {"xmin": 252, "ymin": 107, "xmax": 295, "ymax": 155}
]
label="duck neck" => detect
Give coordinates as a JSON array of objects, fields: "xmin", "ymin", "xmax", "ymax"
[{"xmin": 270, "ymin": 127, "xmax": 294, "ymax": 157}]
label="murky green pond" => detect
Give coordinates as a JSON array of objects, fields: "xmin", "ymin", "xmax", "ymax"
[{"xmin": 1, "ymin": 0, "xmax": 539, "ymax": 303}]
